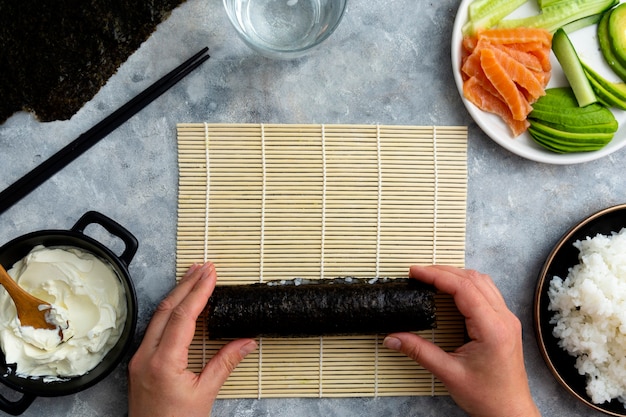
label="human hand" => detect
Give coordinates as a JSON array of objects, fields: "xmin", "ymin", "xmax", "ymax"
[
  {"xmin": 383, "ymin": 265, "xmax": 540, "ymax": 417},
  {"xmin": 128, "ymin": 262, "xmax": 257, "ymax": 417}
]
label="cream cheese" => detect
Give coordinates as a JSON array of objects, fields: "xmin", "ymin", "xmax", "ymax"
[{"xmin": 0, "ymin": 245, "xmax": 126, "ymax": 378}]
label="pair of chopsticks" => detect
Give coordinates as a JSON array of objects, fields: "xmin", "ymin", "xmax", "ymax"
[{"xmin": 0, "ymin": 47, "xmax": 210, "ymax": 215}]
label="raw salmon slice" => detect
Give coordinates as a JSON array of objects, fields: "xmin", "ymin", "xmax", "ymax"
[
  {"xmin": 460, "ymin": 27, "xmax": 552, "ymax": 137},
  {"xmin": 489, "ymin": 46, "xmax": 545, "ymax": 102},
  {"xmin": 475, "ymin": 27, "xmax": 552, "ymax": 48},
  {"xmin": 463, "ymin": 76, "xmax": 530, "ymax": 137},
  {"xmin": 480, "ymin": 47, "xmax": 533, "ymax": 121},
  {"xmin": 492, "ymin": 43, "xmax": 543, "ymax": 72},
  {"xmin": 462, "ymin": 52, "xmax": 503, "ymax": 98}
]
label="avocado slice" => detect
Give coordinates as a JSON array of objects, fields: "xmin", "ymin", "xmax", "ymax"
[
  {"xmin": 598, "ymin": 7, "xmax": 626, "ymax": 82},
  {"xmin": 608, "ymin": 3, "xmax": 626, "ymax": 68},
  {"xmin": 583, "ymin": 63, "xmax": 626, "ymax": 110}
]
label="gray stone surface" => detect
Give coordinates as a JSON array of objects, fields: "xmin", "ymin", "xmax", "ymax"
[{"xmin": 0, "ymin": 0, "xmax": 622, "ymax": 416}]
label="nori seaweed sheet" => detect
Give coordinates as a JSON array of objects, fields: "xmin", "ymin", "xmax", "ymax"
[
  {"xmin": 0, "ymin": 0, "xmax": 186, "ymax": 124},
  {"xmin": 206, "ymin": 278, "xmax": 436, "ymax": 339}
]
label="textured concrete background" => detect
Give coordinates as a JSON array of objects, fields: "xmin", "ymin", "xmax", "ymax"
[{"xmin": 0, "ymin": 0, "xmax": 623, "ymax": 415}]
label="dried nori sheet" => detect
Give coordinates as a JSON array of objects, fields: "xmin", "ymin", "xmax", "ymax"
[
  {"xmin": 0, "ymin": 0, "xmax": 186, "ymax": 124},
  {"xmin": 206, "ymin": 278, "xmax": 437, "ymax": 339}
]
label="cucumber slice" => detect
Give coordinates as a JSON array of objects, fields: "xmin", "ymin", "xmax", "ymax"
[
  {"xmin": 552, "ymin": 28, "xmax": 597, "ymax": 107},
  {"xmin": 561, "ymin": 13, "xmax": 603, "ymax": 34},
  {"xmin": 537, "ymin": 0, "xmax": 559, "ymax": 8},
  {"xmin": 468, "ymin": 0, "xmax": 525, "ymax": 20},
  {"xmin": 608, "ymin": 3, "xmax": 626, "ymax": 68},
  {"xmin": 463, "ymin": 0, "xmax": 527, "ymax": 36},
  {"xmin": 598, "ymin": 8, "xmax": 626, "ymax": 82},
  {"xmin": 498, "ymin": 0, "xmax": 618, "ymax": 33},
  {"xmin": 537, "ymin": 0, "xmax": 569, "ymax": 8}
]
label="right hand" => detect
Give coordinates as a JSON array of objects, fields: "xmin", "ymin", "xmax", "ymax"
[{"xmin": 383, "ymin": 265, "xmax": 540, "ymax": 417}]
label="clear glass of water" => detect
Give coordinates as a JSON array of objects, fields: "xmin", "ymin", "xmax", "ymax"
[{"xmin": 223, "ymin": 0, "xmax": 347, "ymax": 59}]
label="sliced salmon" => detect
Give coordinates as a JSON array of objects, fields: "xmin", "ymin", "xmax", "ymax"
[
  {"xmin": 492, "ymin": 43, "xmax": 543, "ymax": 72},
  {"xmin": 463, "ymin": 77, "xmax": 530, "ymax": 137},
  {"xmin": 527, "ymin": 47, "xmax": 552, "ymax": 73},
  {"xmin": 503, "ymin": 41, "xmax": 545, "ymax": 52},
  {"xmin": 490, "ymin": 46, "xmax": 545, "ymax": 102},
  {"xmin": 475, "ymin": 27, "xmax": 552, "ymax": 48},
  {"xmin": 480, "ymin": 47, "xmax": 533, "ymax": 121},
  {"xmin": 462, "ymin": 36, "xmax": 478, "ymax": 54},
  {"xmin": 460, "ymin": 27, "xmax": 552, "ymax": 137},
  {"xmin": 462, "ymin": 52, "xmax": 503, "ymax": 98},
  {"xmin": 464, "ymin": 38, "xmax": 546, "ymax": 99}
]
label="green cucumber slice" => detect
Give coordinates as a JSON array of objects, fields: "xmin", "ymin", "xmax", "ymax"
[
  {"xmin": 562, "ymin": 13, "xmax": 603, "ymax": 33},
  {"xmin": 498, "ymin": 0, "xmax": 618, "ymax": 33},
  {"xmin": 552, "ymin": 28, "xmax": 597, "ymax": 106},
  {"xmin": 463, "ymin": 0, "xmax": 527, "ymax": 36},
  {"xmin": 537, "ymin": 0, "xmax": 568, "ymax": 8}
]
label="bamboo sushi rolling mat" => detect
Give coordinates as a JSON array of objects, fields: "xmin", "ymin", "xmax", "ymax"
[{"xmin": 175, "ymin": 123, "xmax": 468, "ymax": 399}]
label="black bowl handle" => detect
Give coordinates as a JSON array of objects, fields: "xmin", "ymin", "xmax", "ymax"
[
  {"xmin": 71, "ymin": 211, "xmax": 138, "ymax": 266},
  {"xmin": 0, "ymin": 391, "xmax": 36, "ymax": 415}
]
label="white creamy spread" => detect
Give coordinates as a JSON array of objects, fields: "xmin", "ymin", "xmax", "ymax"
[{"xmin": 0, "ymin": 245, "xmax": 126, "ymax": 378}]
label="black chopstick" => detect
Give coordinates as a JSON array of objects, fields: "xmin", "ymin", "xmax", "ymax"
[{"xmin": 0, "ymin": 47, "xmax": 210, "ymax": 216}]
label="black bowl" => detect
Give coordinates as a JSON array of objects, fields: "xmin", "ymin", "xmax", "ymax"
[
  {"xmin": 0, "ymin": 211, "xmax": 138, "ymax": 415},
  {"xmin": 535, "ymin": 203, "xmax": 626, "ymax": 416}
]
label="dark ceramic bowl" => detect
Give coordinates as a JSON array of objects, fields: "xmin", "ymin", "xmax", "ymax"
[
  {"xmin": 0, "ymin": 211, "xmax": 138, "ymax": 415},
  {"xmin": 535, "ymin": 203, "xmax": 626, "ymax": 417}
]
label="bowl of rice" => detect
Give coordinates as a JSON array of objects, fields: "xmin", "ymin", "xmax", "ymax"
[{"xmin": 535, "ymin": 203, "xmax": 626, "ymax": 416}]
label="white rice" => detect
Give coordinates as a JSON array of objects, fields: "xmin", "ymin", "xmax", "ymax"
[{"xmin": 548, "ymin": 227, "xmax": 626, "ymax": 406}]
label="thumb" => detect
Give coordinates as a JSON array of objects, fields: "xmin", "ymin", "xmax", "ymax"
[
  {"xmin": 383, "ymin": 332, "xmax": 460, "ymax": 383},
  {"xmin": 199, "ymin": 339, "xmax": 257, "ymax": 395}
]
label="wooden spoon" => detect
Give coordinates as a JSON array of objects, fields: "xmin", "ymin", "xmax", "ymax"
[{"xmin": 0, "ymin": 264, "xmax": 59, "ymax": 332}]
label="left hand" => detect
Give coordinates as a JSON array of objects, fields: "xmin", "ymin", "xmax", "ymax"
[{"xmin": 128, "ymin": 262, "xmax": 257, "ymax": 417}]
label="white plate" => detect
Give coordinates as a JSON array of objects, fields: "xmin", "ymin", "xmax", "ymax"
[{"xmin": 451, "ymin": 0, "xmax": 626, "ymax": 164}]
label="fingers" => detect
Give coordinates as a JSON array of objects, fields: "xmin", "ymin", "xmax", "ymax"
[
  {"xmin": 409, "ymin": 265, "xmax": 505, "ymax": 322},
  {"xmin": 416, "ymin": 265, "xmax": 505, "ymax": 309},
  {"xmin": 155, "ymin": 263, "xmax": 218, "ymax": 358},
  {"xmin": 141, "ymin": 262, "xmax": 216, "ymax": 354},
  {"xmin": 462, "ymin": 268, "xmax": 506, "ymax": 309},
  {"xmin": 199, "ymin": 339, "xmax": 258, "ymax": 397},
  {"xmin": 383, "ymin": 333, "xmax": 462, "ymax": 385}
]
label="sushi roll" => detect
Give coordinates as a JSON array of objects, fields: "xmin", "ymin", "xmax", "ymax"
[{"xmin": 206, "ymin": 277, "xmax": 436, "ymax": 339}]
